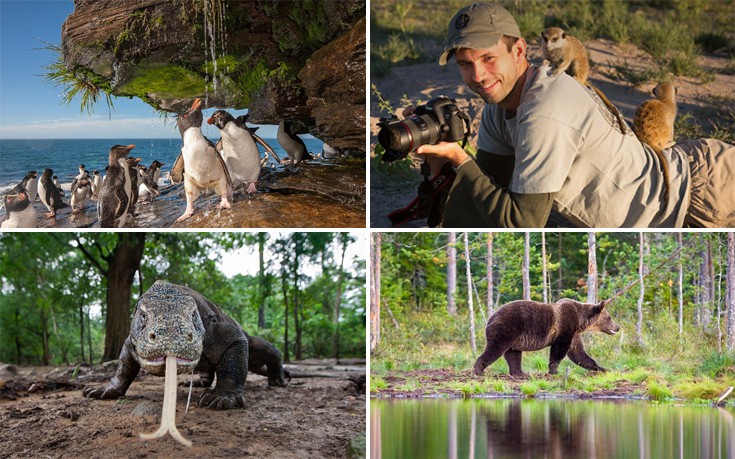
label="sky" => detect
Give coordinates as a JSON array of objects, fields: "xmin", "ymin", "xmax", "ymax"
[
  {"xmin": 0, "ymin": 1, "xmax": 280, "ymax": 139},
  {"xmin": 217, "ymin": 232, "xmax": 368, "ymax": 278}
]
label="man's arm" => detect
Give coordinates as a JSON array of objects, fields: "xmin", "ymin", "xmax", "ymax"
[{"xmin": 417, "ymin": 142, "xmax": 554, "ymax": 227}]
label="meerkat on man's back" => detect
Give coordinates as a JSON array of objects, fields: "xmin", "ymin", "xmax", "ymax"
[
  {"xmin": 634, "ymin": 81, "xmax": 678, "ymax": 200},
  {"xmin": 541, "ymin": 27, "xmax": 627, "ymax": 134}
]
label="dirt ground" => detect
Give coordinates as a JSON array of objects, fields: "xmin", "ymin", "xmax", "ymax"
[
  {"xmin": 0, "ymin": 359, "xmax": 366, "ymax": 458},
  {"xmin": 370, "ymin": 38, "xmax": 735, "ymax": 228}
]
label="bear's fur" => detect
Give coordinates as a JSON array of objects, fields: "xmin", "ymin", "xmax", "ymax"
[{"xmin": 473, "ymin": 298, "xmax": 620, "ymax": 377}]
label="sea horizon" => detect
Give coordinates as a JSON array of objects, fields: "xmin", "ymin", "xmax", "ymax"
[{"xmin": 0, "ymin": 136, "xmax": 323, "ymax": 193}]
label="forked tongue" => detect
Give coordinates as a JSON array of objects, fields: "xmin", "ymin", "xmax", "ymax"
[{"xmin": 139, "ymin": 355, "xmax": 192, "ymax": 447}]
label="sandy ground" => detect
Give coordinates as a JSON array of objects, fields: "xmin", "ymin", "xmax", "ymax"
[
  {"xmin": 0, "ymin": 359, "xmax": 366, "ymax": 458},
  {"xmin": 370, "ymin": 38, "xmax": 735, "ymax": 228}
]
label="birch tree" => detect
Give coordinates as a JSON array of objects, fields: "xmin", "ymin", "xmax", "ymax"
[
  {"xmin": 370, "ymin": 233, "xmax": 381, "ymax": 354},
  {"xmin": 588, "ymin": 232, "xmax": 597, "ymax": 304},
  {"xmin": 636, "ymin": 232, "xmax": 645, "ymax": 347},
  {"xmin": 541, "ymin": 232, "xmax": 548, "ymax": 303},
  {"xmin": 486, "ymin": 232, "xmax": 494, "ymax": 317},
  {"xmin": 447, "ymin": 232, "xmax": 458, "ymax": 316},
  {"xmin": 678, "ymin": 232, "xmax": 684, "ymax": 335},
  {"xmin": 726, "ymin": 232, "xmax": 735, "ymax": 352},
  {"xmin": 523, "ymin": 232, "xmax": 531, "ymax": 301},
  {"xmin": 465, "ymin": 232, "xmax": 476, "ymax": 355}
]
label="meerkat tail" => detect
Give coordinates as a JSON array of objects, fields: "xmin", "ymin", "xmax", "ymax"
[{"xmin": 589, "ymin": 85, "xmax": 627, "ymax": 135}]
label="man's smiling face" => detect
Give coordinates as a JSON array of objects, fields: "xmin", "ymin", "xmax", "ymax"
[{"xmin": 456, "ymin": 39, "xmax": 523, "ymax": 106}]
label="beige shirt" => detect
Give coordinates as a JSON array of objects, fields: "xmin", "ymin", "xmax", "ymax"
[{"xmin": 476, "ymin": 64, "xmax": 690, "ymax": 227}]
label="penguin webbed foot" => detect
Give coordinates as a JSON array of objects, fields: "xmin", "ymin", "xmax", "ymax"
[{"xmin": 246, "ymin": 183, "xmax": 258, "ymax": 194}]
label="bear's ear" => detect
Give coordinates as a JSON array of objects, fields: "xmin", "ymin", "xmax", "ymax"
[{"xmin": 593, "ymin": 299, "xmax": 612, "ymax": 315}]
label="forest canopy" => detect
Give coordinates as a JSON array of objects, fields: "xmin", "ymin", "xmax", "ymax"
[{"xmin": 0, "ymin": 232, "xmax": 366, "ymax": 366}]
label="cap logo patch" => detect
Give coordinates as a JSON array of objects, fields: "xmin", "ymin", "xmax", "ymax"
[{"xmin": 455, "ymin": 13, "xmax": 470, "ymax": 29}]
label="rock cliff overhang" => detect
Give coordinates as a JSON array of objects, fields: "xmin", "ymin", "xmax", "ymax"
[{"xmin": 61, "ymin": 0, "xmax": 366, "ymax": 152}]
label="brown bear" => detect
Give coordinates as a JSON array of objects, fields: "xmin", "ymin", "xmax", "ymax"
[{"xmin": 473, "ymin": 298, "xmax": 620, "ymax": 377}]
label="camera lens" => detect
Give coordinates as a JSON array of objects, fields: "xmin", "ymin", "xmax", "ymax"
[{"xmin": 378, "ymin": 114, "xmax": 441, "ymax": 162}]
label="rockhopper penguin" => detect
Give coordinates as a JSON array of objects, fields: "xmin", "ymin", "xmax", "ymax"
[
  {"xmin": 126, "ymin": 157, "xmax": 142, "ymax": 215},
  {"xmin": 171, "ymin": 98, "xmax": 233, "ymax": 222},
  {"xmin": 208, "ymin": 110, "xmax": 266, "ymax": 193},
  {"xmin": 13, "ymin": 171, "xmax": 38, "ymax": 202},
  {"xmin": 1, "ymin": 188, "xmax": 38, "ymax": 228},
  {"xmin": 98, "ymin": 144, "xmax": 135, "ymax": 228},
  {"xmin": 70, "ymin": 172, "xmax": 93, "ymax": 212},
  {"xmin": 38, "ymin": 168, "xmax": 69, "ymax": 218},
  {"xmin": 277, "ymin": 120, "xmax": 313, "ymax": 166},
  {"xmin": 53, "ymin": 175, "xmax": 65, "ymax": 197},
  {"xmin": 91, "ymin": 170, "xmax": 101, "ymax": 196}
]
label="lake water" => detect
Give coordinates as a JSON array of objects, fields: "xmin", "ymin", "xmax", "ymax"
[
  {"xmin": 371, "ymin": 398, "xmax": 735, "ymax": 459},
  {"xmin": 0, "ymin": 137, "xmax": 323, "ymax": 193}
]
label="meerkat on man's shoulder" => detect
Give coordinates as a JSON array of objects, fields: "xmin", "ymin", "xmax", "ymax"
[{"xmin": 541, "ymin": 27, "xmax": 627, "ymax": 135}]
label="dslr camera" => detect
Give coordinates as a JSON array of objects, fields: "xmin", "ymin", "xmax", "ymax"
[{"xmin": 377, "ymin": 96, "xmax": 471, "ymax": 163}]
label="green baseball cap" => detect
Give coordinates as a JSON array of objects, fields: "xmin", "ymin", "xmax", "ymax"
[{"xmin": 439, "ymin": 2, "xmax": 521, "ymax": 65}]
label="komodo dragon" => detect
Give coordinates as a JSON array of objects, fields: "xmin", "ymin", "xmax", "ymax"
[{"xmin": 83, "ymin": 280, "xmax": 288, "ymax": 410}]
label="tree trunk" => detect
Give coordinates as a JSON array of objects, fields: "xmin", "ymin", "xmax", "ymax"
[
  {"xmin": 15, "ymin": 308, "xmax": 22, "ymax": 363},
  {"xmin": 258, "ymin": 233, "xmax": 266, "ymax": 329},
  {"xmin": 333, "ymin": 236, "xmax": 349, "ymax": 363},
  {"xmin": 678, "ymin": 233, "xmax": 684, "ymax": 335},
  {"xmin": 541, "ymin": 232, "xmax": 548, "ymax": 303},
  {"xmin": 465, "ymin": 233, "xmax": 477, "ymax": 355},
  {"xmin": 370, "ymin": 233, "xmax": 381, "ymax": 354},
  {"xmin": 557, "ymin": 233, "xmax": 563, "ymax": 295},
  {"xmin": 293, "ymin": 248, "xmax": 302, "ymax": 361},
  {"xmin": 699, "ymin": 236, "xmax": 714, "ymax": 329},
  {"xmin": 79, "ymin": 302, "xmax": 85, "ymax": 364},
  {"xmin": 726, "ymin": 232, "xmax": 735, "ymax": 352},
  {"xmin": 486, "ymin": 232, "xmax": 494, "ymax": 317},
  {"xmin": 102, "ymin": 233, "xmax": 146, "ymax": 361},
  {"xmin": 86, "ymin": 305, "xmax": 93, "ymax": 363},
  {"xmin": 636, "ymin": 233, "xmax": 645, "ymax": 347},
  {"xmin": 523, "ymin": 233, "xmax": 531, "ymax": 300},
  {"xmin": 588, "ymin": 232, "xmax": 597, "ymax": 304},
  {"xmin": 49, "ymin": 307, "xmax": 69, "ymax": 364},
  {"xmin": 447, "ymin": 232, "xmax": 458, "ymax": 315},
  {"xmin": 281, "ymin": 270, "xmax": 290, "ymax": 362}
]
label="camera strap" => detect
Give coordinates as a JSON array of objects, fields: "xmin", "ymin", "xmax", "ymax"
[{"xmin": 387, "ymin": 161, "xmax": 456, "ymax": 227}]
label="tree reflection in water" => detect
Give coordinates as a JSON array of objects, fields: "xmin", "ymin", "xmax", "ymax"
[{"xmin": 371, "ymin": 398, "xmax": 735, "ymax": 459}]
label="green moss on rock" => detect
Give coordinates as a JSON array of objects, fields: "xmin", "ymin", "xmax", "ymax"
[
  {"xmin": 119, "ymin": 63, "xmax": 205, "ymax": 100},
  {"xmin": 201, "ymin": 54, "xmax": 241, "ymax": 75}
]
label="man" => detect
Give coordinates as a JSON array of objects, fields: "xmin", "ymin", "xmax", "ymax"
[{"xmin": 416, "ymin": 2, "xmax": 734, "ymax": 227}]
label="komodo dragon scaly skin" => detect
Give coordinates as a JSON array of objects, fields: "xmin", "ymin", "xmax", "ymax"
[{"xmin": 83, "ymin": 280, "xmax": 288, "ymax": 410}]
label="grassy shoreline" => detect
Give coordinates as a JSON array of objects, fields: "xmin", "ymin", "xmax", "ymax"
[{"xmin": 371, "ymin": 311, "xmax": 735, "ymax": 407}]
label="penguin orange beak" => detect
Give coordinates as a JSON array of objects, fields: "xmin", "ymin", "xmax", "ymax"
[
  {"xmin": 207, "ymin": 116, "xmax": 215, "ymax": 125},
  {"xmin": 126, "ymin": 144, "xmax": 136, "ymax": 150},
  {"xmin": 191, "ymin": 98, "xmax": 202, "ymax": 111}
]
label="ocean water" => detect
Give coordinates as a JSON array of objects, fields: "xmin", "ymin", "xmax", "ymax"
[{"xmin": 0, "ymin": 136, "xmax": 323, "ymax": 193}]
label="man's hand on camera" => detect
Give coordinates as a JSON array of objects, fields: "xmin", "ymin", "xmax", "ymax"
[{"xmin": 416, "ymin": 142, "xmax": 469, "ymax": 169}]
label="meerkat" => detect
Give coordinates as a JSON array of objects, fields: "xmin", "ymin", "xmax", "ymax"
[
  {"xmin": 541, "ymin": 27, "xmax": 627, "ymax": 134},
  {"xmin": 634, "ymin": 81, "xmax": 677, "ymax": 200}
]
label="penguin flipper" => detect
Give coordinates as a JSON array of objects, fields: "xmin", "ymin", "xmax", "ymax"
[
  {"xmin": 171, "ymin": 152, "xmax": 185, "ymax": 183},
  {"xmin": 71, "ymin": 178, "xmax": 79, "ymax": 194},
  {"xmin": 215, "ymin": 138, "xmax": 223, "ymax": 153},
  {"xmin": 252, "ymin": 134, "xmax": 281, "ymax": 164},
  {"xmin": 112, "ymin": 183, "xmax": 128, "ymax": 222}
]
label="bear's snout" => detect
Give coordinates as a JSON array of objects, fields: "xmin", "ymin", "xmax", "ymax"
[{"xmin": 603, "ymin": 321, "xmax": 621, "ymax": 335}]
